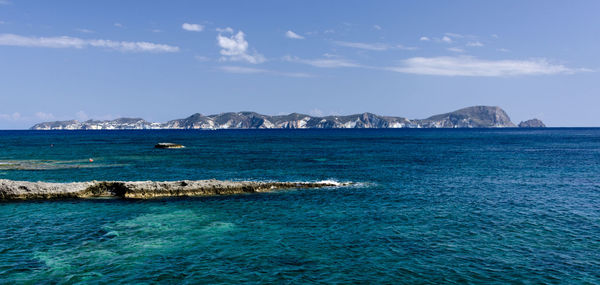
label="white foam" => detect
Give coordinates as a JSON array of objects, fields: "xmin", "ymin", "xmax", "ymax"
[{"xmin": 317, "ymin": 179, "xmax": 345, "ymax": 186}]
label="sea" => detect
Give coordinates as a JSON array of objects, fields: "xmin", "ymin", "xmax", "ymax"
[{"xmin": 0, "ymin": 129, "xmax": 599, "ymax": 283}]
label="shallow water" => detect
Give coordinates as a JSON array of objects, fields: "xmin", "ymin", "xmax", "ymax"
[{"xmin": 1, "ymin": 129, "xmax": 599, "ymax": 283}]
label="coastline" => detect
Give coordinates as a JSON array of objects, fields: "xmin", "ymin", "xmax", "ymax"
[{"xmin": 0, "ymin": 179, "xmax": 345, "ymax": 200}]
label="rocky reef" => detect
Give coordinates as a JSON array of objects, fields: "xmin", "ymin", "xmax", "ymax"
[
  {"xmin": 0, "ymin": 179, "xmax": 346, "ymax": 200},
  {"xmin": 518, "ymin": 119, "xmax": 546, "ymax": 128},
  {"xmin": 30, "ymin": 106, "xmax": 523, "ymax": 130}
]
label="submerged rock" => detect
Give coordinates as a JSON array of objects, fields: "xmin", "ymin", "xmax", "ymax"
[
  {"xmin": 154, "ymin": 143, "xmax": 185, "ymax": 149},
  {"xmin": 0, "ymin": 179, "xmax": 347, "ymax": 200},
  {"xmin": 518, "ymin": 119, "xmax": 546, "ymax": 128}
]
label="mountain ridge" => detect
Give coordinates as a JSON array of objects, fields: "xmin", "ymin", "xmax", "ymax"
[{"xmin": 30, "ymin": 106, "xmax": 542, "ymax": 130}]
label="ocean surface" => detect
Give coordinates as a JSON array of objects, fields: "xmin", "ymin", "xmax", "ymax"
[{"xmin": 1, "ymin": 129, "xmax": 599, "ymax": 283}]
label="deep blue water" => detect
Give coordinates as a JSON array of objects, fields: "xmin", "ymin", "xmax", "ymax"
[{"xmin": 1, "ymin": 129, "xmax": 599, "ymax": 283}]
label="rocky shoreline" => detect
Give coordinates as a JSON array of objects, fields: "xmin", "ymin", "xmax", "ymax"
[{"xmin": 0, "ymin": 179, "xmax": 346, "ymax": 200}]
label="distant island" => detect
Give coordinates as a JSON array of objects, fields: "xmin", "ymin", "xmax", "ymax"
[{"xmin": 30, "ymin": 106, "xmax": 545, "ymax": 130}]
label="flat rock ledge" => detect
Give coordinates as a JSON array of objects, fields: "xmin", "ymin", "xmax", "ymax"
[{"xmin": 0, "ymin": 179, "xmax": 346, "ymax": 200}]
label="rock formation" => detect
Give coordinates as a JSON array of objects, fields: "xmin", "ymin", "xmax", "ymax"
[
  {"xmin": 518, "ymin": 119, "xmax": 546, "ymax": 128},
  {"xmin": 0, "ymin": 179, "xmax": 346, "ymax": 200},
  {"xmin": 415, "ymin": 106, "xmax": 516, "ymax": 128},
  {"xmin": 30, "ymin": 106, "xmax": 520, "ymax": 130}
]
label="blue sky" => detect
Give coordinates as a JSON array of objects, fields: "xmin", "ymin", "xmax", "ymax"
[{"xmin": 0, "ymin": 0, "xmax": 599, "ymax": 128}]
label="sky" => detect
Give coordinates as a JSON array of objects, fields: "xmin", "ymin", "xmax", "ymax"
[{"xmin": 0, "ymin": 0, "xmax": 599, "ymax": 128}]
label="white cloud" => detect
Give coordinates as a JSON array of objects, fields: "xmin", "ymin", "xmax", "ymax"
[
  {"xmin": 0, "ymin": 33, "xmax": 179, "ymax": 53},
  {"xmin": 114, "ymin": 23, "xmax": 123, "ymax": 28},
  {"xmin": 217, "ymin": 30, "xmax": 265, "ymax": 64},
  {"xmin": 283, "ymin": 55, "xmax": 360, "ymax": 68},
  {"xmin": 219, "ymin": 65, "xmax": 311, "ymax": 77},
  {"xmin": 75, "ymin": 28, "xmax": 94, "ymax": 34},
  {"xmin": 396, "ymin": 44, "xmax": 418, "ymax": 51},
  {"xmin": 497, "ymin": 48, "xmax": 510, "ymax": 53},
  {"xmin": 35, "ymin": 112, "xmax": 55, "ymax": 120},
  {"xmin": 334, "ymin": 41, "xmax": 416, "ymax": 51},
  {"xmin": 373, "ymin": 25, "xmax": 382, "ymax": 30},
  {"xmin": 216, "ymin": 27, "xmax": 234, "ymax": 33},
  {"xmin": 333, "ymin": 41, "xmax": 390, "ymax": 51},
  {"xmin": 441, "ymin": 36, "xmax": 452, "ymax": 43},
  {"xmin": 447, "ymin": 47, "xmax": 465, "ymax": 53},
  {"xmin": 220, "ymin": 66, "xmax": 267, "ymax": 74},
  {"xmin": 151, "ymin": 29, "xmax": 162, "ymax": 33},
  {"xmin": 420, "ymin": 36, "xmax": 430, "ymax": 41},
  {"xmin": 467, "ymin": 41, "xmax": 484, "ymax": 47},
  {"xmin": 388, "ymin": 56, "xmax": 582, "ymax": 77},
  {"xmin": 182, "ymin": 23, "xmax": 204, "ymax": 32},
  {"xmin": 285, "ymin": 30, "xmax": 304, "ymax": 39},
  {"xmin": 445, "ymin": 32, "xmax": 464, "ymax": 38},
  {"xmin": 0, "ymin": 112, "xmax": 20, "ymax": 121}
]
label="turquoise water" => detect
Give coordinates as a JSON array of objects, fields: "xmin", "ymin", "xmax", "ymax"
[{"xmin": 1, "ymin": 129, "xmax": 600, "ymax": 283}]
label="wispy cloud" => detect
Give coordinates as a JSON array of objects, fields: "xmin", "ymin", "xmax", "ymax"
[
  {"xmin": 75, "ymin": 28, "xmax": 94, "ymax": 34},
  {"xmin": 373, "ymin": 25, "xmax": 382, "ymax": 30},
  {"xmin": 219, "ymin": 66, "xmax": 266, "ymax": 74},
  {"xmin": 333, "ymin": 41, "xmax": 416, "ymax": 51},
  {"xmin": 445, "ymin": 32, "xmax": 464, "ymax": 38},
  {"xmin": 441, "ymin": 36, "xmax": 452, "ymax": 43},
  {"xmin": 334, "ymin": 41, "xmax": 389, "ymax": 51},
  {"xmin": 447, "ymin": 47, "xmax": 465, "ymax": 53},
  {"xmin": 216, "ymin": 27, "xmax": 233, "ymax": 33},
  {"xmin": 420, "ymin": 36, "xmax": 430, "ymax": 41},
  {"xmin": 396, "ymin": 44, "xmax": 417, "ymax": 51},
  {"xmin": 113, "ymin": 23, "xmax": 123, "ymax": 28},
  {"xmin": 388, "ymin": 56, "xmax": 584, "ymax": 77},
  {"xmin": 35, "ymin": 112, "xmax": 55, "ymax": 120},
  {"xmin": 285, "ymin": 30, "xmax": 304, "ymax": 39},
  {"xmin": 0, "ymin": 112, "xmax": 21, "ymax": 121},
  {"xmin": 467, "ymin": 41, "xmax": 484, "ymax": 47},
  {"xmin": 0, "ymin": 0, "xmax": 11, "ymax": 5},
  {"xmin": 283, "ymin": 55, "xmax": 360, "ymax": 68},
  {"xmin": 182, "ymin": 23, "xmax": 204, "ymax": 32},
  {"xmin": 217, "ymin": 30, "xmax": 265, "ymax": 64},
  {"xmin": 0, "ymin": 33, "xmax": 179, "ymax": 52},
  {"xmin": 219, "ymin": 65, "xmax": 311, "ymax": 77}
]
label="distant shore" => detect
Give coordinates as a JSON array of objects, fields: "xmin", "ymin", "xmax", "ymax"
[{"xmin": 29, "ymin": 106, "xmax": 546, "ymax": 130}]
